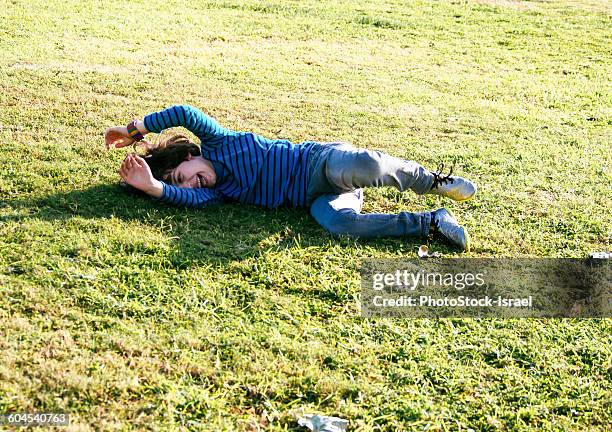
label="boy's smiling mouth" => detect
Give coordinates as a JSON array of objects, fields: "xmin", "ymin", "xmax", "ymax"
[{"xmin": 197, "ymin": 173, "xmax": 207, "ymax": 188}]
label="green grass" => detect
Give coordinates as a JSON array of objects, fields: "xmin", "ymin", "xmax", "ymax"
[{"xmin": 0, "ymin": 0, "xmax": 611, "ymax": 430}]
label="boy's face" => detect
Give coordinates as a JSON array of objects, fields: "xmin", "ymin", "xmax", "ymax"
[{"xmin": 166, "ymin": 155, "xmax": 217, "ymax": 188}]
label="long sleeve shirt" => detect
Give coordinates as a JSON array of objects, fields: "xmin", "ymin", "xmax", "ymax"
[{"xmin": 143, "ymin": 105, "xmax": 320, "ymax": 209}]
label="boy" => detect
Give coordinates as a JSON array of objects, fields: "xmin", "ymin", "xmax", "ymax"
[{"xmin": 106, "ymin": 105, "xmax": 476, "ymax": 251}]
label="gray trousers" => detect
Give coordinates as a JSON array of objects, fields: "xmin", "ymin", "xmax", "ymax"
[{"xmin": 306, "ymin": 143, "xmax": 435, "ymax": 238}]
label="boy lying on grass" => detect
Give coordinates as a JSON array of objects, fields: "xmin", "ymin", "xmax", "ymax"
[{"xmin": 105, "ymin": 105, "xmax": 476, "ymax": 251}]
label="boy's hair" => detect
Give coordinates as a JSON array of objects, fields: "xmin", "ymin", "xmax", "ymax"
[{"xmin": 140, "ymin": 134, "xmax": 201, "ymax": 182}]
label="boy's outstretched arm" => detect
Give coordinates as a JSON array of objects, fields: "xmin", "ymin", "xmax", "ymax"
[
  {"xmin": 105, "ymin": 124, "xmax": 141, "ymax": 149},
  {"xmin": 104, "ymin": 105, "xmax": 229, "ymax": 149},
  {"xmin": 143, "ymin": 105, "xmax": 230, "ymax": 145}
]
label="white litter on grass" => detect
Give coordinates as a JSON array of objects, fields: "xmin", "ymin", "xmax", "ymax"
[
  {"xmin": 418, "ymin": 245, "xmax": 442, "ymax": 258},
  {"xmin": 297, "ymin": 414, "xmax": 349, "ymax": 432},
  {"xmin": 589, "ymin": 251, "xmax": 611, "ymax": 259}
]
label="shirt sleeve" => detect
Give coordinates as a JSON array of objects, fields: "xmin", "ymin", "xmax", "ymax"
[
  {"xmin": 154, "ymin": 182, "xmax": 223, "ymax": 208},
  {"xmin": 143, "ymin": 105, "xmax": 231, "ymax": 144}
]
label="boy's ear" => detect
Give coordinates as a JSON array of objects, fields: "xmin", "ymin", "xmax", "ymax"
[{"xmin": 186, "ymin": 153, "xmax": 193, "ymax": 161}]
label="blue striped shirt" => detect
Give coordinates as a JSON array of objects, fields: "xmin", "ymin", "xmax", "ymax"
[{"xmin": 143, "ymin": 105, "xmax": 319, "ymax": 209}]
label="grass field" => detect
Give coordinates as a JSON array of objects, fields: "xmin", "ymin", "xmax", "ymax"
[{"xmin": 1, "ymin": 0, "xmax": 611, "ymax": 430}]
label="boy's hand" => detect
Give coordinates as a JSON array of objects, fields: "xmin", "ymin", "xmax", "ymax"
[
  {"xmin": 118, "ymin": 154, "xmax": 163, "ymax": 198},
  {"xmin": 105, "ymin": 126, "xmax": 135, "ymax": 149}
]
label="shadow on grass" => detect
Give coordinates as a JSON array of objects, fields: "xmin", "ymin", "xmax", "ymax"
[{"xmin": 0, "ymin": 183, "xmax": 433, "ymax": 267}]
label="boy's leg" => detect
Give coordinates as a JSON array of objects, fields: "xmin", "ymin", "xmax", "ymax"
[
  {"xmin": 315, "ymin": 144, "xmax": 476, "ymax": 201},
  {"xmin": 324, "ymin": 144, "xmax": 434, "ymax": 194},
  {"xmin": 310, "ymin": 189, "xmax": 432, "ymax": 238}
]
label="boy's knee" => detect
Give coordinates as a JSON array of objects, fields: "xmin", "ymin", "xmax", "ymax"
[
  {"xmin": 353, "ymin": 150, "xmax": 384, "ymax": 179},
  {"xmin": 323, "ymin": 211, "xmax": 359, "ymax": 236},
  {"xmin": 310, "ymin": 204, "xmax": 358, "ymax": 236}
]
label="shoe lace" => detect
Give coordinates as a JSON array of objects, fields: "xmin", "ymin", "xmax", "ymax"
[{"xmin": 431, "ymin": 163, "xmax": 455, "ymax": 190}]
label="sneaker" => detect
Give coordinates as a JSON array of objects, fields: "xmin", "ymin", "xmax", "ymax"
[
  {"xmin": 431, "ymin": 208, "xmax": 471, "ymax": 252},
  {"xmin": 426, "ymin": 164, "xmax": 476, "ymax": 201}
]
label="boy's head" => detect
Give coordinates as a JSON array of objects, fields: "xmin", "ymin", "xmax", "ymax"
[{"xmin": 139, "ymin": 134, "xmax": 217, "ymax": 189}]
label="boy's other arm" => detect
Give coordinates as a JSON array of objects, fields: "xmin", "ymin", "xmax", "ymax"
[
  {"xmin": 143, "ymin": 105, "xmax": 230, "ymax": 144},
  {"xmin": 119, "ymin": 153, "xmax": 163, "ymax": 197},
  {"xmin": 119, "ymin": 154, "xmax": 219, "ymax": 207},
  {"xmin": 156, "ymin": 183, "xmax": 222, "ymax": 208}
]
